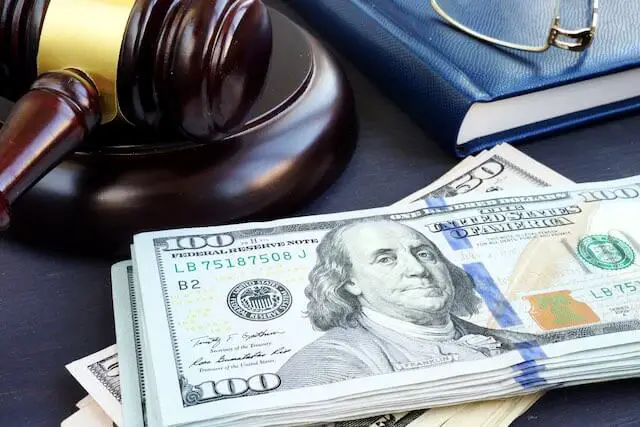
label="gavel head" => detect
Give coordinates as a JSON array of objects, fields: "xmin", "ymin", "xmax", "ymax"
[{"xmin": 0, "ymin": 0, "xmax": 273, "ymax": 141}]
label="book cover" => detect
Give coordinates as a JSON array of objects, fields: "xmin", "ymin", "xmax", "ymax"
[{"xmin": 284, "ymin": 0, "xmax": 640, "ymax": 156}]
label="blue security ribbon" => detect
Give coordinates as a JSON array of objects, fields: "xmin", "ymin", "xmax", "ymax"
[
  {"xmin": 428, "ymin": 196, "xmax": 548, "ymax": 388},
  {"xmin": 462, "ymin": 263, "xmax": 548, "ymax": 388},
  {"xmin": 463, "ymin": 263, "xmax": 521, "ymax": 328}
]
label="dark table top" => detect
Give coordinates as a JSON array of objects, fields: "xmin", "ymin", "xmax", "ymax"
[{"xmin": 1, "ymin": 3, "xmax": 639, "ymax": 426}]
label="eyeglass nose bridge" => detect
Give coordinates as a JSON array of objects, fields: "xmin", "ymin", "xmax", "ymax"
[{"xmin": 548, "ymin": 18, "xmax": 595, "ymax": 52}]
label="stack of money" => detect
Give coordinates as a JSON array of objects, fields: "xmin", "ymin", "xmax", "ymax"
[{"xmin": 63, "ymin": 144, "xmax": 640, "ymax": 426}]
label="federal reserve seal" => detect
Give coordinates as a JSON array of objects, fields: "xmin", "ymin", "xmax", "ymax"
[
  {"xmin": 577, "ymin": 234, "xmax": 635, "ymax": 270},
  {"xmin": 227, "ymin": 279, "xmax": 292, "ymax": 321}
]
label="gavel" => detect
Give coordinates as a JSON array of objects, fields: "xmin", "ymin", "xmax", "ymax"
[{"xmin": 0, "ymin": 0, "xmax": 273, "ymax": 229}]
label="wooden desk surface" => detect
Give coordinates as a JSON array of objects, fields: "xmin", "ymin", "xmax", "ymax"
[{"xmin": 1, "ymin": 3, "xmax": 639, "ymax": 426}]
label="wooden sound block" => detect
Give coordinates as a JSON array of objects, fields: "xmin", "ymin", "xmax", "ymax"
[{"xmin": 6, "ymin": 8, "xmax": 357, "ymax": 256}]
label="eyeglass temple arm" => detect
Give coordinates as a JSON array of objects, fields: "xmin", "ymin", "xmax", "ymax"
[{"xmin": 429, "ymin": 0, "xmax": 550, "ymax": 52}]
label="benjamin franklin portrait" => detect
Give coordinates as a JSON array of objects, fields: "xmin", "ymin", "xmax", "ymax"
[{"xmin": 276, "ymin": 219, "xmax": 537, "ymax": 390}]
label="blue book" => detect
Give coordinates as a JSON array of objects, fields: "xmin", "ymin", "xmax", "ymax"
[{"xmin": 284, "ymin": 0, "xmax": 640, "ymax": 157}]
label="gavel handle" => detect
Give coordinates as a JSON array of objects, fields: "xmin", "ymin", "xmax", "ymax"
[{"xmin": 0, "ymin": 69, "xmax": 101, "ymax": 230}]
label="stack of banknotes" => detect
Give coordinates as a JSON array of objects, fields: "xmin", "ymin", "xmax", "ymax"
[{"xmin": 63, "ymin": 144, "xmax": 640, "ymax": 426}]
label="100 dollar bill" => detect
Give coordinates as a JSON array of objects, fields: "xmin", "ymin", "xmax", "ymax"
[{"xmin": 131, "ymin": 175, "xmax": 640, "ymax": 426}]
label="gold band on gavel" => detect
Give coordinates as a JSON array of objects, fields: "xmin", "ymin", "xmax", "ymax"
[{"xmin": 37, "ymin": 0, "xmax": 137, "ymax": 123}]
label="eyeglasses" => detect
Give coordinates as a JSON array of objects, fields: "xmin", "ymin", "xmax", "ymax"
[{"xmin": 430, "ymin": 0, "xmax": 599, "ymax": 52}]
